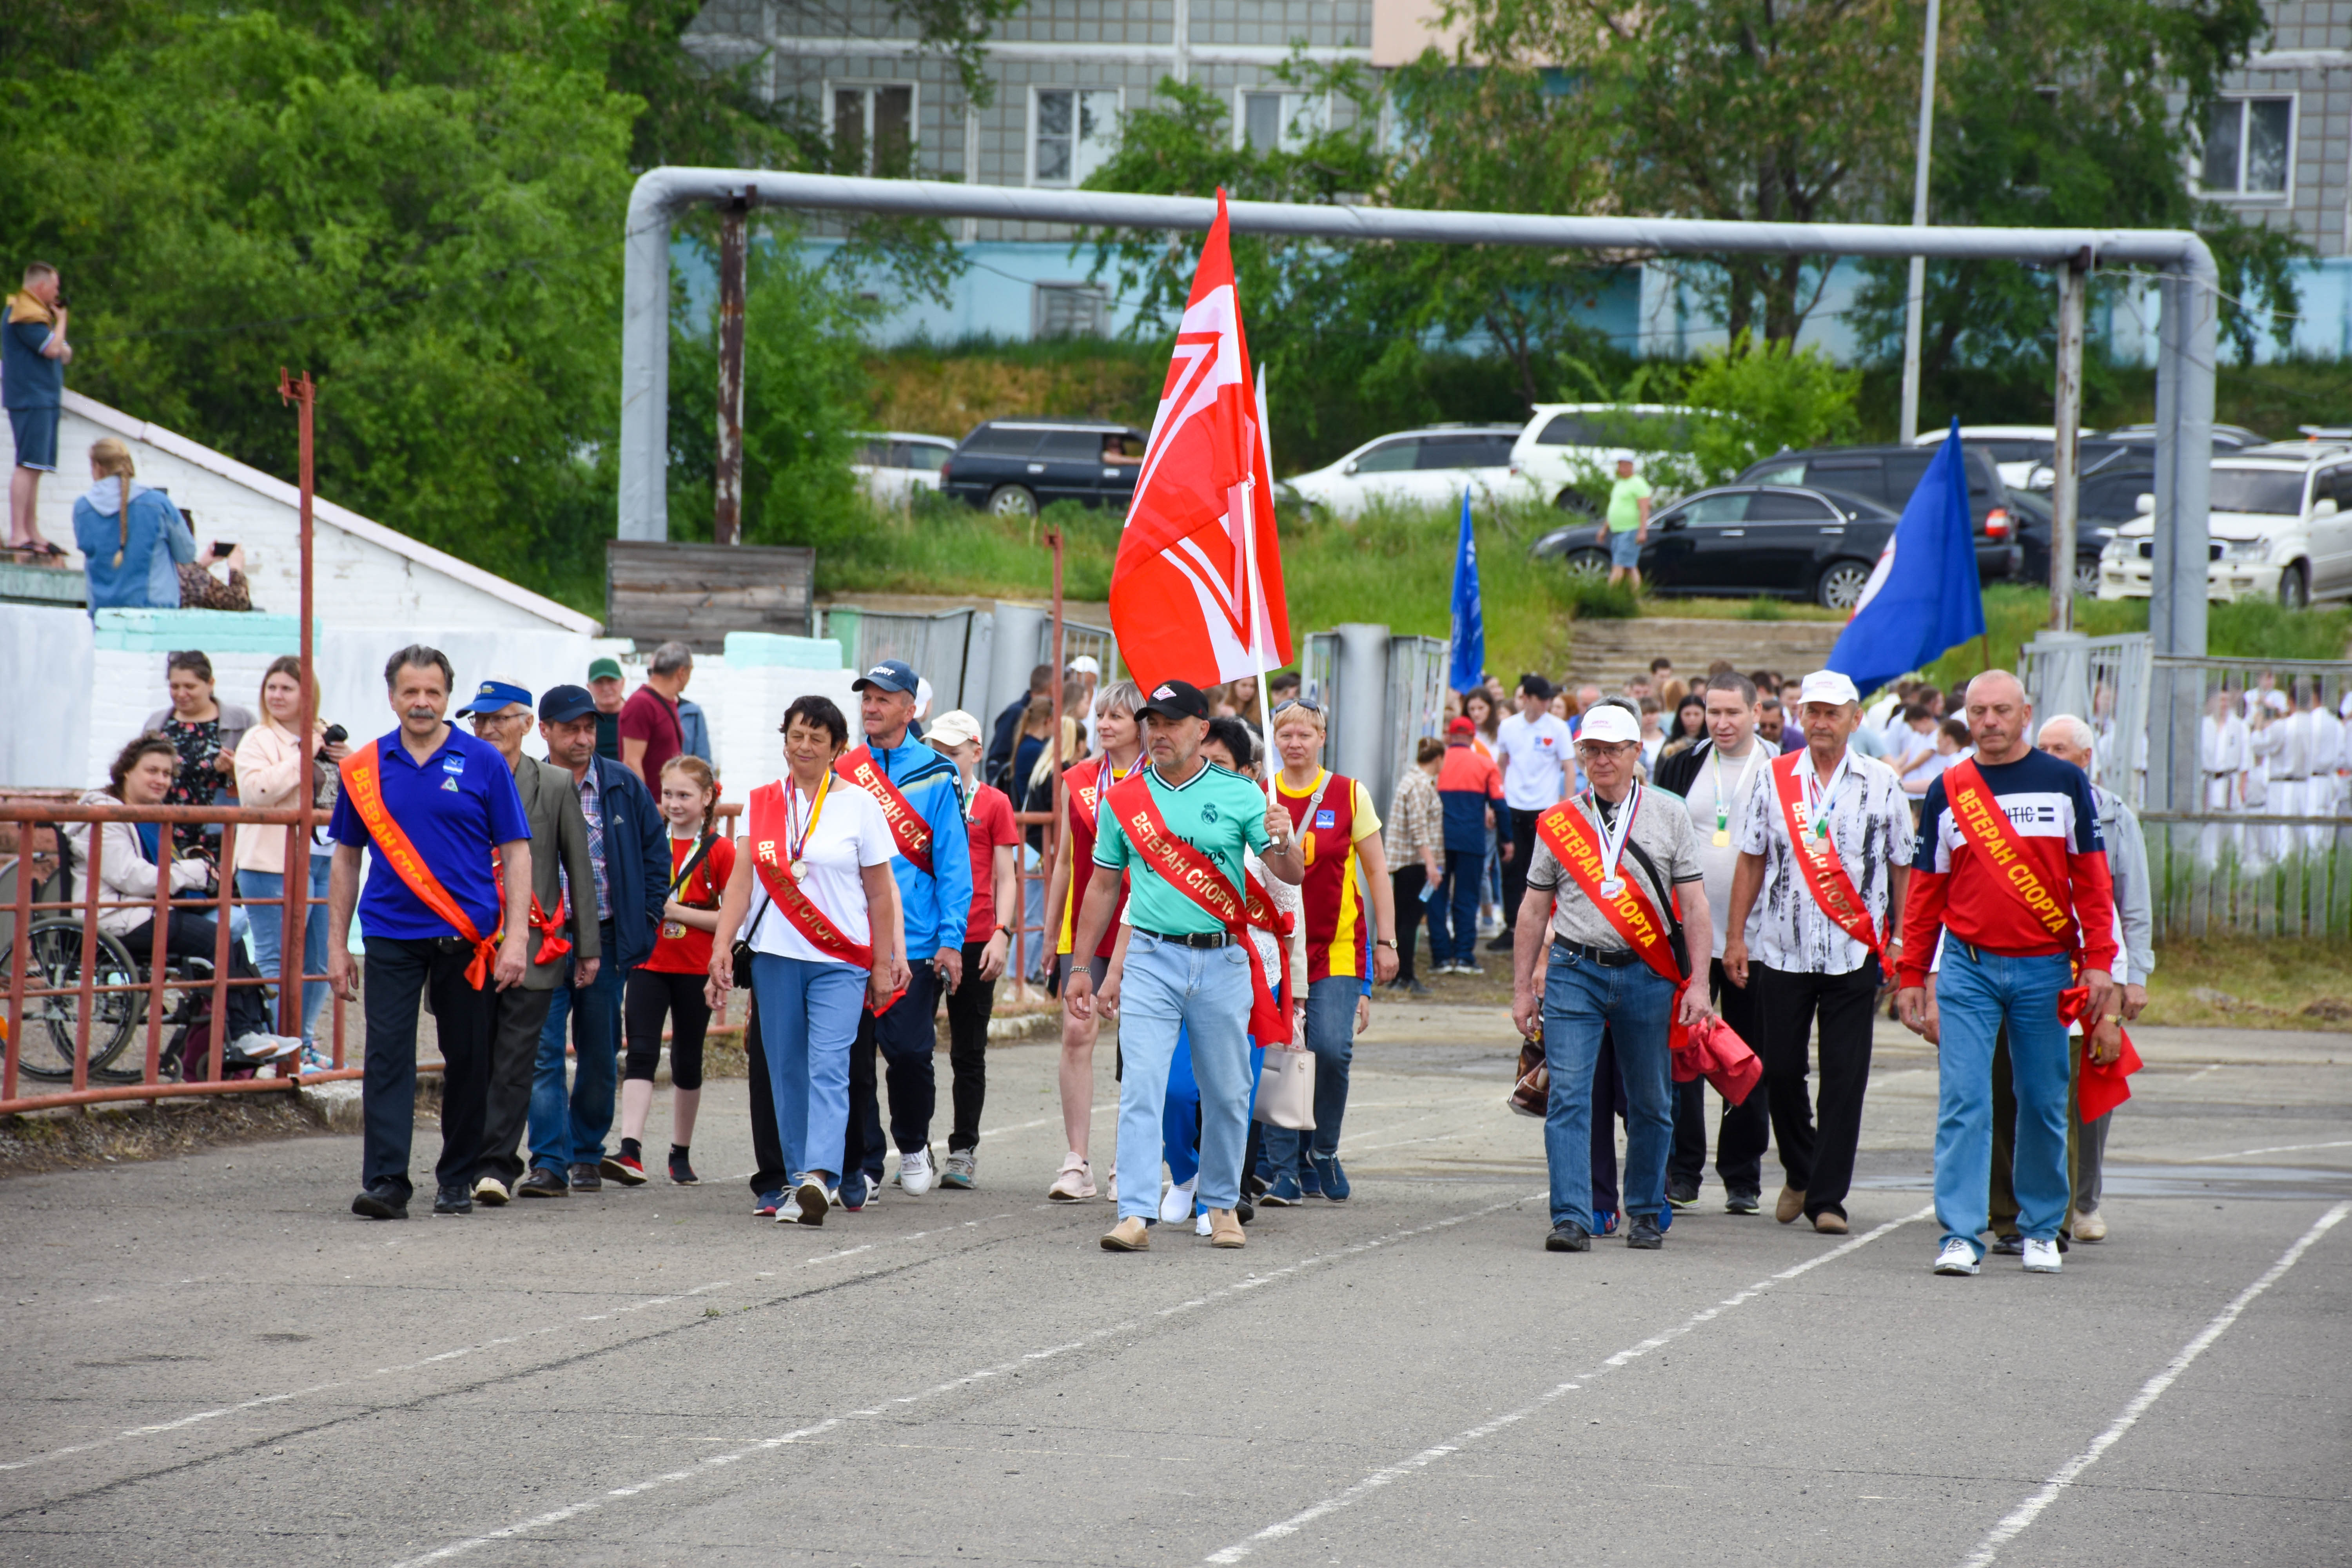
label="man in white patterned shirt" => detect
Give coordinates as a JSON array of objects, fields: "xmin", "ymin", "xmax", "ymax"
[{"xmin": 1722, "ymin": 670, "xmax": 1913, "ymax": 1236}]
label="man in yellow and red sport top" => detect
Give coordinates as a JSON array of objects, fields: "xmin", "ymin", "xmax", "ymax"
[
  {"xmin": 1896, "ymin": 670, "xmax": 2120, "ymax": 1281},
  {"xmin": 1257, "ymin": 695, "xmax": 1397, "ymax": 1207}
]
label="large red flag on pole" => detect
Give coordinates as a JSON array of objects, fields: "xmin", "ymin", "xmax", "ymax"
[{"xmin": 1109, "ymin": 191, "xmax": 1292, "ymax": 699}]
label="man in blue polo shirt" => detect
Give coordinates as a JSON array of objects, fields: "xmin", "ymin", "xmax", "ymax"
[{"xmin": 327, "ymin": 644, "xmax": 533, "ymax": 1220}]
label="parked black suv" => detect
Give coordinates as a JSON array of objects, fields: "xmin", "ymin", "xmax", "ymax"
[
  {"xmin": 1734, "ymin": 445, "xmax": 2021, "ymax": 581},
  {"xmin": 942, "ymin": 418, "xmax": 1149, "ymax": 518}
]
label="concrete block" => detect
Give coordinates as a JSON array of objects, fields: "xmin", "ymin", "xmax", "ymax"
[{"xmin": 722, "ymin": 631, "xmax": 844, "ymax": 669}]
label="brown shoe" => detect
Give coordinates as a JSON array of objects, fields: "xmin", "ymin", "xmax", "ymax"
[
  {"xmin": 1811, "ymin": 1210, "xmax": 1849, "ymax": 1235},
  {"xmin": 1100, "ymin": 1216, "xmax": 1151, "ymax": 1252},
  {"xmin": 1207, "ymin": 1208, "xmax": 1246, "ymax": 1249},
  {"xmin": 1775, "ymin": 1185, "xmax": 1807, "ymax": 1224}
]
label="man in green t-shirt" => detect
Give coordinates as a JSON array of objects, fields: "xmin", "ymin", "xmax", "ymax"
[
  {"xmin": 1596, "ymin": 457, "xmax": 1653, "ymax": 590},
  {"xmin": 1067, "ymin": 679, "xmax": 1304, "ymax": 1252}
]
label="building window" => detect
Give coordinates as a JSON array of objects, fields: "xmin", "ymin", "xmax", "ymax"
[
  {"xmin": 831, "ymin": 83, "xmax": 915, "ymax": 175},
  {"xmin": 1031, "ymin": 88, "xmax": 1121, "ymax": 187},
  {"xmin": 1032, "ymin": 283, "xmax": 1109, "ymax": 339},
  {"xmin": 1237, "ymin": 91, "xmax": 1324, "ymax": 153},
  {"xmin": 2200, "ymin": 96, "xmax": 2292, "ymax": 197}
]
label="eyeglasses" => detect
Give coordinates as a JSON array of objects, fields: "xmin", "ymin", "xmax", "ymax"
[
  {"xmin": 1272, "ymin": 699, "xmax": 1324, "ymax": 717},
  {"xmin": 1575, "ymin": 741, "xmax": 1638, "ymax": 759}
]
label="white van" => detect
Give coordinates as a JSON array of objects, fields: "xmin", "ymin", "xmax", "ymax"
[{"xmin": 1506, "ymin": 403, "xmax": 1704, "ymax": 515}]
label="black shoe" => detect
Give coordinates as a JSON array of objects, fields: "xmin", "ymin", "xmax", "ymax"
[
  {"xmin": 1485, "ymin": 931, "xmax": 1515, "ymax": 952},
  {"xmin": 1666, "ymin": 1179, "xmax": 1700, "ymax": 1209},
  {"xmin": 1407, "ymin": 978, "xmax": 1430, "ymax": 995},
  {"xmin": 569, "ymin": 1163, "xmax": 604, "ymax": 1192},
  {"xmin": 516, "ymin": 1167, "xmax": 568, "ymax": 1198},
  {"xmin": 668, "ymin": 1147, "xmax": 699, "ymax": 1185},
  {"xmin": 433, "ymin": 1186, "xmax": 472, "ymax": 1216},
  {"xmin": 1545, "ymin": 1222, "xmax": 1592, "ymax": 1252},
  {"xmin": 1235, "ymin": 1197, "xmax": 1255, "ymax": 1226},
  {"xmin": 1626, "ymin": 1215, "xmax": 1665, "ymax": 1250},
  {"xmin": 352, "ymin": 1182, "xmax": 408, "ymax": 1220},
  {"xmin": 1725, "ymin": 1189, "xmax": 1761, "ymax": 1214},
  {"xmin": 1990, "ymin": 1233, "xmax": 2025, "ymax": 1256}
]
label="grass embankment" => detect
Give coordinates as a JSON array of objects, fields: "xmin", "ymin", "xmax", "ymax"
[
  {"xmin": 2140, "ymin": 937, "xmax": 2352, "ymax": 1032},
  {"xmin": 1923, "ymin": 587, "xmax": 2352, "ymax": 688}
]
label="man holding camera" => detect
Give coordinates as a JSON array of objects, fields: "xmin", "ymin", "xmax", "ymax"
[{"xmin": 5, "ymin": 261, "xmax": 71, "ymax": 559}]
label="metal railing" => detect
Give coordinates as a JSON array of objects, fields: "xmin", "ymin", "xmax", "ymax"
[
  {"xmin": 2, "ymin": 799, "xmax": 368, "ymax": 1117},
  {"xmin": 2142, "ymin": 816, "xmax": 2352, "ymax": 940}
]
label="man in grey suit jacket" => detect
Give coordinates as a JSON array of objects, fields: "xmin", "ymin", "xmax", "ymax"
[{"xmin": 456, "ymin": 679, "xmax": 601, "ymax": 1203}]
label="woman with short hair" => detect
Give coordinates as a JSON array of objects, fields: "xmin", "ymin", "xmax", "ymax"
[{"xmin": 707, "ymin": 697, "xmax": 907, "ymax": 1227}]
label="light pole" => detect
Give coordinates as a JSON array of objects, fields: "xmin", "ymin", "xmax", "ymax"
[{"xmin": 1897, "ymin": 0, "xmax": 1942, "ymax": 446}]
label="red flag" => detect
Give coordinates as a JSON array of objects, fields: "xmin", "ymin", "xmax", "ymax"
[{"xmin": 1109, "ymin": 190, "xmax": 1292, "ymax": 692}]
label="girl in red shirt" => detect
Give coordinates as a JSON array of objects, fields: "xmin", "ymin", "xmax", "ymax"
[{"xmin": 617, "ymin": 756, "xmax": 736, "ymax": 1184}]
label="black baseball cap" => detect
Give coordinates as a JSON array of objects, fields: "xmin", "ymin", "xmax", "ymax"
[
  {"xmin": 851, "ymin": 658, "xmax": 920, "ymax": 695},
  {"xmin": 539, "ymin": 684, "xmax": 597, "ymax": 723},
  {"xmin": 1138, "ymin": 679, "xmax": 1210, "ymax": 722}
]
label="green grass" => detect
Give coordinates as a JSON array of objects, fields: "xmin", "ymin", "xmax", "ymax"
[{"xmin": 1923, "ymin": 587, "xmax": 2352, "ymax": 688}]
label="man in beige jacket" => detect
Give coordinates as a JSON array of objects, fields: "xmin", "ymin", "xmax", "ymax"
[{"xmin": 458, "ymin": 678, "xmax": 601, "ymax": 1204}]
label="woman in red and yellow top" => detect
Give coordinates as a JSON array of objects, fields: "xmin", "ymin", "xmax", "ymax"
[
  {"xmin": 1038, "ymin": 679, "xmax": 1144, "ymax": 1201},
  {"xmin": 1257, "ymin": 698, "xmax": 1399, "ymax": 1207},
  {"xmin": 615, "ymin": 757, "xmax": 736, "ymax": 1185}
]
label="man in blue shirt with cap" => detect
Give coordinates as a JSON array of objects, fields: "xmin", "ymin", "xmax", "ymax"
[
  {"xmin": 326, "ymin": 644, "xmax": 534, "ymax": 1220},
  {"xmin": 838, "ymin": 658, "xmax": 972, "ymax": 1204}
]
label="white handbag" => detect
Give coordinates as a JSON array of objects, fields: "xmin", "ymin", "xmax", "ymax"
[{"xmin": 1254, "ymin": 1047, "xmax": 1317, "ymax": 1129}]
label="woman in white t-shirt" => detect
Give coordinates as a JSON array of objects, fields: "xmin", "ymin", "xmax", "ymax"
[{"xmin": 708, "ymin": 695, "xmax": 907, "ymax": 1227}]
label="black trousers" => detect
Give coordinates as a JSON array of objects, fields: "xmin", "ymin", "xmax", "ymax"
[
  {"xmin": 1390, "ymin": 866, "xmax": 1428, "ymax": 982},
  {"xmin": 624, "ymin": 968, "xmax": 711, "ymax": 1090},
  {"xmin": 475, "ymin": 984, "xmax": 554, "ymax": 1188},
  {"xmin": 1669, "ymin": 957, "xmax": 1771, "ymax": 1196},
  {"xmin": 1748, "ymin": 958, "xmax": 1880, "ymax": 1220},
  {"xmin": 1502, "ymin": 808, "xmax": 1541, "ymax": 932},
  {"xmin": 361, "ymin": 935, "xmax": 496, "ymax": 1200},
  {"xmin": 745, "ymin": 990, "xmax": 788, "ymax": 1198},
  {"xmin": 944, "ymin": 938, "xmax": 995, "ymax": 1152},
  {"xmin": 846, "ymin": 962, "xmax": 942, "ymax": 1185},
  {"xmin": 124, "ymin": 910, "xmax": 270, "ymax": 1040}
]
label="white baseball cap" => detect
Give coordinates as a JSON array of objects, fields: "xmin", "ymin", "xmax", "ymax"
[
  {"xmin": 1577, "ymin": 703, "xmax": 1641, "ymax": 746},
  {"xmin": 1797, "ymin": 670, "xmax": 1860, "ymax": 708},
  {"xmin": 926, "ymin": 709, "xmax": 982, "ymax": 749},
  {"xmin": 1067, "ymin": 654, "xmax": 1102, "ymax": 677}
]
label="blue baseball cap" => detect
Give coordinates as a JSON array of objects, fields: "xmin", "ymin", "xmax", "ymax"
[
  {"xmin": 851, "ymin": 658, "xmax": 920, "ymax": 695},
  {"xmin": 538, "ymin": 684, "xmax": 597, "ymax": 724},
  {"xmin": 457, "ymin": 678, "xmax": 534, "ymax": 717}
]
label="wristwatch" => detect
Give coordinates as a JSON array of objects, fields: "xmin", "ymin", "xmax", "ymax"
[{"xmin": 1375, "ymin": 938, "xmax": 1397, "ymax": 949}]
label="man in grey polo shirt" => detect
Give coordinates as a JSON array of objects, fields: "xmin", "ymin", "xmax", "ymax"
[{"xmin": 1510, "ymin": 699, "xmax": 1711, "ymax": 1254}]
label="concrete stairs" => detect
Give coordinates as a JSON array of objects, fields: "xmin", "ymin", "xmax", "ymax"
[{"xmin": 1564, "ymin": 616, "xmax": 1845, "ymax": 692}]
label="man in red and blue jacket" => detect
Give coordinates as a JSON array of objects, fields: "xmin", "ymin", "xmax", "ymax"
[
  {"xmin": 1434, "ymin": 715, "xmax": 1507, "ymax": 975},
  {"xmin": 1897, "ymin": 671, "xmax": 2118, "ymax": 1278}
]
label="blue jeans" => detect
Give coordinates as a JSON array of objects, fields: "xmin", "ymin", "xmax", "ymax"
[
  {"xmin": 1443, "ymin": 849, "xmax": 1484, "ymax": 965},
  {"xmin": 1261, "ymin": 974, "xmax": 1362, "ymax": 1173},
  {"xmin": 238, "ymin": 857, "xmax": 333, "ymax": 1043},
  {"xmin": 1164, "ymin": 1010, "xmax": 1272, "ymax": 1189},
  {"xmin": 1542, "ymin": 947, "xmax": 1677, "ymax": 1231},
  {"xmin": 1117, "ymin": 933, "xmax": 1253, "ymax": 1222},
  {"xmin": 1935, "ymin": 945, "xmax": 2073, "ymax": 1255},
  {"xmin": 528, "ymin": 927, "xmax": 624, "ymax": 1174},
  {"xmin": 751, "ymin": 953, "xmax": 865, "ymax": 1185}
]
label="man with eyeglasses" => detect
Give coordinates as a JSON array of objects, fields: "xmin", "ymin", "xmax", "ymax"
[{"xmin": 1511, "ymin": 700, "xmax": 1711, "ymax": 1254}]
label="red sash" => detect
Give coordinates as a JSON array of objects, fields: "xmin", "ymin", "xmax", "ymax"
[
  {"xmin": 834, "ymin": 746, "xmax": 933, "ymax": 875},
  {"xmin": 1243, "ymin": 869, "xmax": 1296, "ymax": 1018},
  {"xmin": 339, "ymin": 738, "xmax": 499, "ymax": 988},
  {"xmin": 1104, "ymin": 772, "xmax": 1291, "ymax": 1048},
  {"xmin": 1770, "ymin": 751, "xmax": 1888, "ymax": 968},
  {"xmin": 2058, "ymin": 983, "xmax": 2142, "ymax": 1122},
  {"xmin": 1532, "ymin": 796, "xmax": 1690, "ymax": 1046},
  {"xmin": 491, "ymin": 846, "xmax": 572, "ymax": 964},
  {"xmin": 1940, "ymin": 759, "xmax": 2076, "ymax": 943},
  {"xmin": 746, "ymin": 781, "xmax": 875, "ymax": 971}
]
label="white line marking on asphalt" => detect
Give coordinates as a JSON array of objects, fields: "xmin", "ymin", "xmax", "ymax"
[
  {"xmin": 1955, "ymin": 1200, "xmax": 2348, "ymax": 1568},
  {"xmin": 383, "ymin": 1191, "xmax": 1546, "ymax": 1567},
  {"xmin": 2181, "ymin": 1063, "xmax": 2224, "ymax": 1084},
  {"xmin": 2187, "ymin": 1138, "xmax": 2352, "ymax": 1163},
  {"xmin": 1199, "ymin": 1203, "xmax": 1935, "ymax": 1565}
]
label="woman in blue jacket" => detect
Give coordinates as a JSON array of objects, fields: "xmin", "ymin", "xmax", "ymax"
[{"xmin": 72, "ymin": 437, "xmax": 193, "ymax": 613}]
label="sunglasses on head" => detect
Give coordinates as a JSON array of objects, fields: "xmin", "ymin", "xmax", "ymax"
[{"xmin": 1272, "ymin": 698, "xmax": 1324, "ymax": 717}]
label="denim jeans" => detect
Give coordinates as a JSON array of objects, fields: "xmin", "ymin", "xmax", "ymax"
[
  {"xmin": 1261, "ymin": 974, "xmax": 1362, "ymax": 1174},
  {"xmin": 751, "ymin": 953, "xmax": 866, "ymax": 1184},
  {"xmin": 528, "ymin": 924, "xmax": 624, "ymax": 1174},
  {"xmin": 1443, "ymin": 849, "xmax": 1485, "ymax": 965},
  {"xmin": 1934, "ymin": 945, "xmax": 2073, "ymax": 1255},
  {"xmin": 1541, "ymin": 946, "xmax": 1677, "ymax": 1231},
  {"xmin": 237, "ymin": 858, "xmax": 333, "ymax": 1044},
  {"xmin": 1116, "ymin": 933, "xmax": 1253, "ymax": 1221}
]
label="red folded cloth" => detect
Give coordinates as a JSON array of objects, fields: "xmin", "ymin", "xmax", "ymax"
[
  {"xmin": 2060, "ymin": 983, "xmax": 2142, "ymax": 1122},
  {"xmin": 1672, "ymin": 1013, "xmax": 1762, "ymax": 1106}
]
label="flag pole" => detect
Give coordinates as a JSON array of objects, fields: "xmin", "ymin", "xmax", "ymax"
[{"xmin": 1248, "ymin": 374, "xmax": 1278, "ymax": 803}]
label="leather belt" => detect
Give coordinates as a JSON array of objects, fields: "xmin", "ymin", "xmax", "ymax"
[
  {"xmin": 1552, "ymin": 936, "xmax": 1640, "ymax": 967},
  {"xmin": 1139, "ymin": 927, "xmax": 1234, "ymax": 949}
]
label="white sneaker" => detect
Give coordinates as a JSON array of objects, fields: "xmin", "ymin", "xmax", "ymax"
[
  {"xmin": 1160, "ymin": 1175, "xmax": 1198, "ymax": 1225},
  {"xmin": 777, "ymin": 1194, "xmax": 804, "ymax": 1224},
  {"xmin": 1194, "ymin": 1212, "xmax": 1213, "ymax": 1236},
  {"xmin": 898, "ymin": 1145, "xmax": 936, "ymax": 1197},
  {"xmin": 792, "ymin": 1176, "xmax": 831, "ymax": 1227},
  {"xmin": 2022, "ymin": 1238, "xmax": 2062, "ymax": 1274},
  {"xmin": 228, "ymin": 1031, "xmax": 303, "ymax": 1063},
  {"xmin": 1933, "ymin": 1238, "xmax": 1981, "ymax": 1276}
]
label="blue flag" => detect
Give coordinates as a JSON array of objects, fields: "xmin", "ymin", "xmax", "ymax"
[
  {"xmin": 1826, "ymin": 421, "xmax": 1987, "ymax": 696},
  {"xmin": 1448, "ymin": 486, "xmax": 1485, "ymax": 695}
]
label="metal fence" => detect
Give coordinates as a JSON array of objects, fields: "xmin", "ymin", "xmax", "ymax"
[
  {"xmin": 2020, "ymin": 632, "xmax": 2155, "ymax": 809},
  {"xmin": 2143, "ymin": 818, "xmax": 2352, "ymax": 939},
  {"xmin": 1382, "ymin": 635, "xmax": 1450, "ymax": 815}
]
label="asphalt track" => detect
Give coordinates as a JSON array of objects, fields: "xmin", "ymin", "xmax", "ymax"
[{"xmin": 2, "ymin": 1008, "xmax": 2345, "ymax": 1566}]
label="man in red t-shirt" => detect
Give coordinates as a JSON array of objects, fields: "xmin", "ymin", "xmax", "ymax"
[
  {"xmin": 617, "ymin": 642, "xmax": 693, "ymax": 785},
  {"xmin": 927, "ymin": 710, "xmax": 1019, "ymax": 1189}
]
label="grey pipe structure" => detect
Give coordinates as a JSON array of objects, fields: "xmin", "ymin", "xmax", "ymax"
[{"xmin": 619, "ymin": 167, "xmax": 2219, "ymax": 810}]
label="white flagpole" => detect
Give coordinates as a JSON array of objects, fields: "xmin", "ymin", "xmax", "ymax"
[{"xmin": 1247, "ymin": 371, "xmax": 1278, "ymax": 802}]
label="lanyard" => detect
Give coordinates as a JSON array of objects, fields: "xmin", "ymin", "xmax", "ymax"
[
  {"xmin": 1708, "ymin": 744, "xmax": 1761, "ymax": 838},
  {"xmin": 787, "ymin": 774, "xmax": 831, "ymax": 876},
  {"xmin": 1799, "ymin": 751, "xmax": 1853, "ymax": 842},
  {"xmin": 1586, "ymin": 781, "xmax": 1641, "ymax": 894},
  {"xmin": 666, "ymin": 830, "xmax": 712, "ymax": 898},
  {"xmin": 1091, "ymin": 753, "xmax": 1143, "ymax": 829}
]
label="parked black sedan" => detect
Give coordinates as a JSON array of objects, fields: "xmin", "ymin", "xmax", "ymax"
[
  {"xmin": 942, "ymin": 417, "xmax": 1149, "ymax": 518},
  {"xmin": 2006, "ymin": 467, "xmax": 2154, "ymax": 595},
  {"xmin": 1734, "ymin": 443, "xmax": 2020, "ymax": 583},
  {"xmin": 1532, "ymin": 484, "xmax": 1902, "ymax": 610}
]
